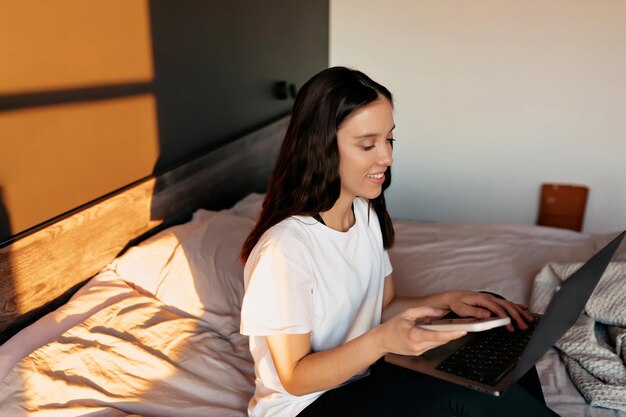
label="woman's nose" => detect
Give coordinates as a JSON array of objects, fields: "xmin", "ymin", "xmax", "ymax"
[{"xmin": 378, "ymin": 145, "xmax": 393, "ymax": 166}]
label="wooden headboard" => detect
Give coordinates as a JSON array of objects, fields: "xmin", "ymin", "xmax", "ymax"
[{"xmin": 0, "ymin": 116, "xmax": 289, "ymax": 342}]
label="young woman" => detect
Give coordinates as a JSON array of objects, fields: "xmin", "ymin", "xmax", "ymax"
[{"xmin": 240, "ymin": 67, "xmax": 559, "ymax": 417}]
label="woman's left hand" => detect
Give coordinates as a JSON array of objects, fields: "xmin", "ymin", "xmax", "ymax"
[{"xmin": 443, "ymin": 290, "xmax": 535, "ymax": 332}]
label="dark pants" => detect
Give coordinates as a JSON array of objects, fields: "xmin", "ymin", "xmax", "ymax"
[{"xmin": 297, "ymin": 360, "xmax": 559, "ymax": 417}]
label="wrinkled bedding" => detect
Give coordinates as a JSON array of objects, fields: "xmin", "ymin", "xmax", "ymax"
[
  {"xmin": 0, "ymin": 294, "xmax": 254, "ymax": 417},
  {"xmin": 0, "ymin": 193, "xmax": 623, "ymax": 416},
  {"xmin": 1, "ymin": 207, "xmax": 258, "ymax": 417},
  {"xmin": 532, "ymin": 261, "xmax": 626, "ymax": 413}
]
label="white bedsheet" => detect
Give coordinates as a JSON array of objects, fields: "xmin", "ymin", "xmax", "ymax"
[
  {"xmin": 0, "ymin": 292, "xmax": 254, "ymax": 417},
  {"xmin": 389, "ymin": 220, "xmax": 620, "ymax": 304},
  {"xmin": 1, "ymin": 193, "xmax": 623, "ymax": 416}
]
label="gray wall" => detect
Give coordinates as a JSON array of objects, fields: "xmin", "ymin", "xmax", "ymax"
[{"xmin": 150, "ymin": 0, "xmax": 329, "ymax": 172}]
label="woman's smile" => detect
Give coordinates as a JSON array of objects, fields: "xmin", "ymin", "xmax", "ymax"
[{"xmin": 366, "ymin": 171, "xmax": 386, "ymax": 185}]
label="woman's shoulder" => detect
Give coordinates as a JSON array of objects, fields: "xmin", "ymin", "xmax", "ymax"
[
  {"xmin": 247, "ymin": 217, "xmax": 318, "ymax": 268},
  {"xmin": 258, "ymin": 215, "xmax": 317, "ymax": 247}
]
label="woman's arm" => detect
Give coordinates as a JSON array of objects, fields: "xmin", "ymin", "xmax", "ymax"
[
  {"xmin": 381, "ymin": 274, "xmax": 450, "ymax": 321},
  {"xmin": 266, "ymin": 306, "xmax": 465, "ymax": 396},
  {"xmin": 381, "ymin": 274, "xmax": 534, "ymax": 331},
  {"xmin": 268, "ymin": 274, "xmax": 535, "ymax": 397}
]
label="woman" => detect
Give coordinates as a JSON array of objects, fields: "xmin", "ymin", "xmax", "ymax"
[{"xmin": 240, "ymin": 67, "xmax": 558, "ymax": 417}]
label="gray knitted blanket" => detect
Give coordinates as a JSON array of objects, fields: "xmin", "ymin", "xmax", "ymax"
[{"xmin": 530, "ymin": 262, "xmax": 626, "ymax": 411}]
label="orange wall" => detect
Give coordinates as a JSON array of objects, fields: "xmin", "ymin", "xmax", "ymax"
[
  {"xmin": 0, "ymin": 0, "xmax": 154, "ymax": 93},
  {"xmin": 0, "ymin": 0, "xmax": 158, "ymax": 236}
]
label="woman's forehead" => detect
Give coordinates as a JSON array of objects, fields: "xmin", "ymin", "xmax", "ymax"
[{"xmin": 338, "ymin": 99, "xmax": 395, "ymax": 136}]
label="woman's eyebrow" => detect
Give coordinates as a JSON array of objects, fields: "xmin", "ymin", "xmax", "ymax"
[
  {"xmin": 353, "ymin": 133, "xmax": 379, "ymax": 139},
  {"xmin": 353, "ymin": 125, "xmax": 396, "ymax": 139}
]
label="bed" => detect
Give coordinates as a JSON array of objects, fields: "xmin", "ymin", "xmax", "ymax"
[{"xmin": 1, "ymin": 116, "xmax": 625, "ymax": 417}]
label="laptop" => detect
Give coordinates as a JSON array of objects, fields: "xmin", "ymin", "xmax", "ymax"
[{"xmin": 385, "ymin": 230, "xmax": 625, "ymax": 396}]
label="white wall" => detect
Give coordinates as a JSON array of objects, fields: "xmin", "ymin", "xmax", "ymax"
[{"xmin": 330, "ymin": 0, "xmax": 626, "ymax": 234}]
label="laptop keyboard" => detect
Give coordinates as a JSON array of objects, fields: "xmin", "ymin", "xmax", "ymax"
[{"xmin": 436, "ymin": 318, "xmax": 539, "ymax": 386}]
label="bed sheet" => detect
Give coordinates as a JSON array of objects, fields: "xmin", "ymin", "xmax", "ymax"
[
  {"xmin": 389, "ymin": 220, "xmax": 621, "ymax": 304},
  {"xmin": 0, "ymin": 291, "xmax": 254, "ymax": 417},
  {"xmin": 1, "ymin": 193, "xmax": 623, "ymax": 416},
  {"xmin": 1, "ymin": 207, "xmax": 257, "ymax": 416}
]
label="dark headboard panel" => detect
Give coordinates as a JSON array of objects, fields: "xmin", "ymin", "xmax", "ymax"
[
  {"xmin": 149, "ymin": 0, "xmax": 329, "ymax": 172},
  {"xmin": 0, "ymin": 116, "xmax": 288, "ymax": 342}
]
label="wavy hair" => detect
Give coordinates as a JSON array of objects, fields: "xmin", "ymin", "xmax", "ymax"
[{"xmin": 240, "ymin": 66, "xmax": 395, "ymax": 263}]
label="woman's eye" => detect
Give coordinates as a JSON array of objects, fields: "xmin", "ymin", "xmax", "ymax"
[
  {"xmin": 387, "ymin": 138, "xmax": 396, "ymax": 146},
  {"xmin": 362, "ymin": 144, "xmax": 375, "ymax": 151}
]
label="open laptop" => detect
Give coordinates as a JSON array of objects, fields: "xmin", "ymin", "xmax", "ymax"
[{"xmin": 385, "ymin": 231, "xmax": 625, "ymax": 396}]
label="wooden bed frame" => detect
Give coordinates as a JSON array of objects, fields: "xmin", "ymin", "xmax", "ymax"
[{"xmin": 0, "ymin": 115, "xmax": 289, "ymax": 343}]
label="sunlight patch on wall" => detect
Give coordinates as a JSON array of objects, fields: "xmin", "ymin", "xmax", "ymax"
[
  {"xmin": 0, "ymin": 94, "xmax": 160, "ymax": 235},
  {"xmin": 0, "ymin": 0, "xmax": 153, "ymax": 94}
]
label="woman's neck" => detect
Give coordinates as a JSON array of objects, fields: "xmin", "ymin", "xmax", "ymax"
[{"xmin": 319, "ymin": 195, "xmax": 356, "ymax": 232}]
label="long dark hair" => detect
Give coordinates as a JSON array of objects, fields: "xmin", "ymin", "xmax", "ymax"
[{"xmin": 240, "ymin": 66, "xmax": 395, "ymax": 263}]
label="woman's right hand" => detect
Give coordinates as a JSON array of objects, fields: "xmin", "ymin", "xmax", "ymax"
[{"xmin": 374, "ymin": 307, "xmax": 468, "ymax": 357}]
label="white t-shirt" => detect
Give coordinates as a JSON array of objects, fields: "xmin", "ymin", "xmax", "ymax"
[{"xmin": 240, "ymin": 197, "xmax": 393, "ymax": 417}]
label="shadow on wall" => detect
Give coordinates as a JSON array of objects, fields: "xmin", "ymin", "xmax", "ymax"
[
  {"xmin": 0, "ymin": 187, "xmax": 10, "ymax": 243},
  {"xmin": 146, "ymin": 0, "xmax": 310, "ymax": 173},
  {"xmin": 146, "ymin": 0, "xmax": 324, "ymax": 224}
]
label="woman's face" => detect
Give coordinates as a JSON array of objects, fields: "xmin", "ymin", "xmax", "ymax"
[{"xmin": 336, "ymin": 97, "xmax": 395, "ymax": 201}]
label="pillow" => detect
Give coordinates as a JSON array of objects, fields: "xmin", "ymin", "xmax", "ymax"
[
  {"xmin": 228, "ymin": 192, "xmax": 264, "ymax": 221},
  {"xmin": 114, "ymin": 209, "xmax": 255, "ymax": 337}
]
